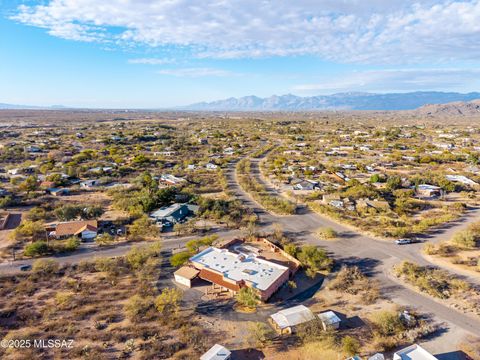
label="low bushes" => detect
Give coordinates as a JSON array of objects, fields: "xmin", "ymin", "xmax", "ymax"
[
  {"xmin": 393, "ymin": 261, "xmax": 471, "ymax": 299},
  {"xmin": 237, "ymin": 158, "xmax": 296, "ymax": 215}
]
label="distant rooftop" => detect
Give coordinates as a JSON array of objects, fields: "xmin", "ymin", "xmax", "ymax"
[
  {"xmin": 150, "ymin": 203, "xmax": 190, "ymax": 219},
  {"xmin": 190, "ymin": 247, "xmax": 289, "ymax": 291},
  {"xmin": 394, "ymin": 344, "xmax": 437, "ymax": 360},
  {"xmin": 200, "ymin": 344, "xmax": 231, "ymax": 360}
]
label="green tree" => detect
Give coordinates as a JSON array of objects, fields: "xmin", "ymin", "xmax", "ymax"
[
  {"xmin": 371, "ymin": 310, "xmax": 405, "ymax": 336},
  {"xmin": 296, "ymin": 246, "xmax": 333, "ymax": 277},
  {"xmin": 96, "ymin": 233, "xmax": 115, "ymax": 246},
  {"xmin": 24, "ymin": 241, "xmax": 49, "ymax": 257},
  {"xmin": 170, "ymin": 251, "xmax": 191, "ymax": 267},
  {"xmin": 32, "ymin": 258, "xmax": 59, "ymax": 274},
  {"xmin": 155, "ymin": 288, "xmax": 183, "ymax": 316},
  {"xmin": 247, "ymin": 322, "xmax": 274, "ymax": 348},
  {"xmin": 19, "ymin": 175, "xmax": 39, "ymax": 194},
  {"xmin": 386, "ymin": 175, "xmax": 402, "ymax": 191},
  {"xmin": 128, "ymin": 215, "xmax": 159, "ymax": 241},
  {"xmin": 63, "ymin": 237, "xmax": 81, "ymax": 252},
  {"xmin": 452, "ymin": 230, "xmax": 476, "ymax": 249},
  {"xmin": 235, "ymin": 287, "xmax": 259, "ymax": 309},
  {"xmin": 124, "ymin": 295, "xmax": 154, "ymax": 322}
]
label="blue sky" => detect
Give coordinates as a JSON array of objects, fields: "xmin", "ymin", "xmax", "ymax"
[{"xmin": 1, "ymin": 0, "xmax": 480, "ymax": 108}]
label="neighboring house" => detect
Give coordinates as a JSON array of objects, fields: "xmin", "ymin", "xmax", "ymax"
[
  {"xmin": 223, "ymin": 147, "xmax": 234, "ymax": 155},
  {"xmin": 150, "ymin": 203, "xmax": 197, "ymax": 225},
  {"xmin": 160, "ymin": 174, "xmax": 186, "ymax": 186},
  {"xmin": 206, "ymin": 163, "xmax": 218, "ymax": 170},
  {"xmin": 47, "ymin": 188, "xmax": 70, "ymax": 196},
  {"xmin": 293, "ymin": 180, "xmax": 319, "ymax": 191},
  {"xmin": 80, "ymin": 180, "xmax": 100, "ymax": 188},
  {"xmin": 174, "ymin": 266, "xmax": 200, "ymax": 288},
  {"xmin": 317, "ymin": 311, "xmax": 341, "ymax": 330},
  {"xmin": 415, "ymin": 184, "xmax": 442, "ymax": 198},
  {"xmin": 269, "ymin": 305, "xmax": 316, "ymax": 334},
  {"xmin": 356, "ymin": 199, "xmax": 390, "ymax": 212},
  {"xmin": 330, "ymin": 200, "xmax": 345, "ymax": 209},
  {"xmin": 445, "ymin": 175, "xmax": 478, "ymax": 187},
  {"xmin": 50, "ymin": 220, "xmax": 98, "ymax": 241},
  {"xmin": 26, "ymin": 145, "xmax": 42, "ymax": 153},
  {"xmin": 393, "ymin": 344, "xmax": 437, "ymax": 360},
  {"xmin": 200, "ymin": 344, "xmax": 231, "ymax": 360},
  {"xmin": 7, "ymin": 168, "xmax": 21, "ymax": 175}
]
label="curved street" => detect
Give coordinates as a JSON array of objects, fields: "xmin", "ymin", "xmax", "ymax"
[{"xmin": 227, "ymin": 155, "xmax": 480, "ymax": 337}]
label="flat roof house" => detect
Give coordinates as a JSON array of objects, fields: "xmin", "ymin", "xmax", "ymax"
[
  {"xmin": 200, "ymin": 344, "xmax": 231, "ymax": 360},
  {"xmin": 269, "ymin": 305, "xmax": 316, "ymax": 334},
  {"xmin": 393, "ymin": 344, "xmax": 437, "ymax": 360},
  {"xmin": 190, "ymin": 246, "xmax": 290, "ymax": 301}
]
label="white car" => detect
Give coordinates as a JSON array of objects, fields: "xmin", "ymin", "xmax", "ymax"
[{"xmin": 395, "ymin": 238, "xmax": 412, "ymax": 245}]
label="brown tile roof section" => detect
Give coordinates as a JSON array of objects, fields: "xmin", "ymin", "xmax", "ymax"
[
  {"xmin": 174, "ymin": 266, "xmax": 200, "ymax": 280},
  {"xmin": 55, "ymin": 220, "xmax": 98, "ymax": 237},
  {"xmin": 198, "ymin": 268, "xmax": 241, "ymax": 292}
]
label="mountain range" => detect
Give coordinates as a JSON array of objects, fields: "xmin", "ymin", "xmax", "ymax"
[
  {"xmin": 0, "ymin": 103, "xmax": 66, "ymax": 110},
  {"xmin": 183, "ymin": 91, "xmax": 480, "ymax": 111},
  {"xmin": 2, "ymin": 91, "xmax": 480, "ymax": 111}
]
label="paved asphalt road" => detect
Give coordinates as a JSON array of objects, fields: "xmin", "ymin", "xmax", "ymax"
[
  {"xmin": 1, "ymin": 155, "xmax": 480, "ymax": 337},
  {"xmin": 230, "ymin": 156, "xmax": 480, "ymax": 336}
]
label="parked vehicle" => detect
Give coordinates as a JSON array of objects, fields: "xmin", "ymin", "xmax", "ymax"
[
  {"xmin": 19, "ymin": 265, "xmax": 31, "ymax": 271},
  {"xmin": 395, "ymin": 238, "xmax": 412, "ymax": 245}
]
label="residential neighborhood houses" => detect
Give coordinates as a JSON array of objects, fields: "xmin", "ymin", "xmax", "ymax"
[{"xmin": 0, "ymin": 114, "xmax": 478, "ymax": 359}]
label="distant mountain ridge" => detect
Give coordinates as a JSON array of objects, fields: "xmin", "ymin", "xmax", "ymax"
[
  {"xmin": 416, "ymin": 99, "xmax": 480, "ymax": 116},
  {"xmin": 184, "ymin": 91, "xmax": 480, "ymax": 111},
  {"xmin": 0, "ymin": 103, "xmax": 67, "ymax": 110}
]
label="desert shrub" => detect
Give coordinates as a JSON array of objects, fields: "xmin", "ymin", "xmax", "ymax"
[
  {"xmin": 235, "ymin": 287, "xmax": 259, "ymax": 309},
  {"xmin": 128, "ymin": 215, "xmax": 159, "ymax": 241},
  {"xmin": 124, "ymin": 295, "xmax": 154, "ymax": 322},
  {"xmin": 341, "ymin": 335, "xmax": 360, "ymax": 356},
  {"xmin": 394, "ymin": 261, "xmax": 471, "ymax": 299},
  {"xmin": 328, "ymin": 266, "xmax": 380, "ymax": 304},
  {"xmin": 296, "ymin": 246, "xmax": 333, "ymax": 277},
  {"xmin": 24, "ymin": 240, "xmax": 49, "ymax": 257},
  {"xmin": 155, "ymin": 288, "xmax": 183, "ymax": 316},
  {"xmin": 316, "ymin": 227, "xmax": 338, "ymax": 240},
  {"xmin": 370, "ymin": 310, "xmax": 405, "ymax": 337},
  {"xmin": 31, "ymin": 258, "xmax": 59, "ymax": 275},
  {"xmin": 55, "ymin": 291, "xmax": 74, "ymax": 310},
  {"xmin": 247, "ymin": 322, "xmax": 275, "ymax": 348},
  {"xmin": 452, "ymin": 229, "xmax": 476, "ymax": 249},
  {"xmin": 170, "ymin": 251, "xmax": 192, "ymax": 267}
]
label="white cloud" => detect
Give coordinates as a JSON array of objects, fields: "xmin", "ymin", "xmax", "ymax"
[
  {"xmin": 157, "ymin": 67, "xmax": 235, "ymax": 77},
  {"xmin": 10, "ymin": 0, "xmax": 480, "ymax": 64},
  {"xmin": 128, "ymin": 58, "xmax": 175, "ymax": 65},
  {"xmin": 293, "ymin": 69, "xmax": 480, "ymax": 94}
]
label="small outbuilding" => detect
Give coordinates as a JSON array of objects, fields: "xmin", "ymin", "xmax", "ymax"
[
  {"xmin": 200, "ymin": 344, "xmax": 231, "ymax": 360},
  {"xmin": 269, "ymin": 305, "xmax": 316, "ymax": 334},
  {"xmin": 317, "ymin": 310, "xmax": 341, "ymax": 330},
  {"xmin": 174, "ymin": 266, "xmax": 199, "ymax": 288}
]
